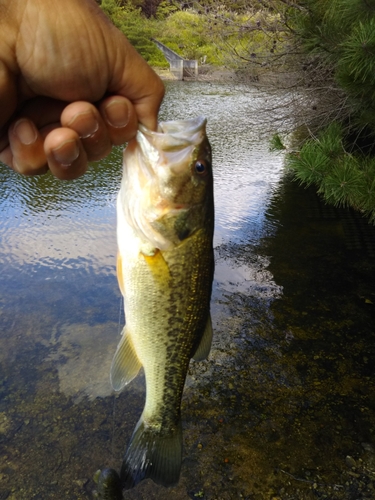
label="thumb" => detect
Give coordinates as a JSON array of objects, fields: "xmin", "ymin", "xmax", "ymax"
[{"xmin": 108, "ymin": 37, "xmax": 165, "ymax": 131}]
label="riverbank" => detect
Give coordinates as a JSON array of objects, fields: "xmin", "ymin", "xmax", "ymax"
[
  {"xmin": 153, "ymin": 65, "xmax": 238, "ymax": 83},
  {"xmin": 153, "ymin": 65, "xmax": 304, "ymax": 88}
]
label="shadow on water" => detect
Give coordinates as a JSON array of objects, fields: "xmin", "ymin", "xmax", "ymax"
[
  {"xmin": 185, "ymin": 175, "xmax": 375, "ymax": 500},
  {"xmin": 1, "ymin": 81, "xmax": 375, "ymax": 499}
]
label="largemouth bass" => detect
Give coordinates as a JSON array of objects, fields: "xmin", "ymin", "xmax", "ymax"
[{"xmin": 110, "ymin": 116, "xmax": 214, "ymax": 489}]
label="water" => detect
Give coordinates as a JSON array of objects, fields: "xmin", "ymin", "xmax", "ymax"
[{"xmin": 0, "ymin": 81, "xmax": 375, "ymax": 499}]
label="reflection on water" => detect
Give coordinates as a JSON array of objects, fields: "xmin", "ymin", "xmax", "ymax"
[
  {"xmin": 1, "ymin": 81, "xmax": 375, "ymax": 499},
  {"xmin": 0, "ymin": 148, "xmax": 122, "ymax": 275},
  {"xmin": 160, "ymin": 81, "xmax": 285, "ymax": 246}
]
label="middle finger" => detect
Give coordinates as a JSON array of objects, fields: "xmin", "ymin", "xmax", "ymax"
[{"xmin": 61, "ymin": 101, "xmax": 112, "ymax": 161}]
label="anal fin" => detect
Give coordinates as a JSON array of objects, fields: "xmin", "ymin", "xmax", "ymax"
[{"xmin": 110, "ymin": 327, "xmax": 142, "ymax": 391}]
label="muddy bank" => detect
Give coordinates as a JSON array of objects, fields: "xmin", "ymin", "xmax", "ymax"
[
  {"xmin": 153, "ymin": 66, "xmax": 238, "ymax": 83},
  {"xmin": 153, "ymin": 66, "xmax": 305, "ymax": 90}
]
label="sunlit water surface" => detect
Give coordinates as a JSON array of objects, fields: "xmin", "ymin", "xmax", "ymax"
[{"xmin": 0, "ymin": 81, "xmax": 374, "ymax": 500}]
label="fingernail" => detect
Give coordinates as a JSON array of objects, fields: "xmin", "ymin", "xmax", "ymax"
[
  {"xmin": 13, "ymin": 119, "xmax": 37, "ymax": 145},
  {"xmin": 104, "ymin": 100, "xmax": 129, "ymax": 128},
  {"xmin": 51, "ymin": 140, "xmax": 79, "ymax": 167},
  {"xmin": 67, "ymin": 111, "xmax": 99, "ymax": 139}
]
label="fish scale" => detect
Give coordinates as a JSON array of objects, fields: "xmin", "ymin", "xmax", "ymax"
[{"xmin": 125, "ymin": 231, "xmax": 212, "ymax": 419}]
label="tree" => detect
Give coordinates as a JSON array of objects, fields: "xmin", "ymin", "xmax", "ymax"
[
  {"xmin": 99, "ymin": 0, "xmax": 375, "ymax": 224},
  {"xmin": 100, "ymin": 0, "xmax": 167, "ymax": 66},
  {"xmin": 153, "ymin": 9, "xmax": 226, "ymax": 63},
  {"xmin": 281, "ymin": 0, "xmax": 375, "ymax": 222}
]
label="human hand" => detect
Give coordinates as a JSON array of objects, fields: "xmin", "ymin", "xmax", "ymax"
[{"xmin": 0, "ymin": 0, "xmax": 164, "ymax": 179}]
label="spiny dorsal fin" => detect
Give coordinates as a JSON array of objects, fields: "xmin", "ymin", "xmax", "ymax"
[
  {"xmin": 192, "ymin": 314, "xmax": 213, "ymax": 361},
  {"xmin": 110, "ymin": 327, "xmax": 142, "ymax": 391}
]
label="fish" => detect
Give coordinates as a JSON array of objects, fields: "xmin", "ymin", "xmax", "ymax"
[{"xmin": 110, "ymin": 116, "xmax": 214, "ymax": 489}]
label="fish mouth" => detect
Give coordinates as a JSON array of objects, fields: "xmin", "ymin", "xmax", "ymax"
[
  {"xmin": 135, "ymin": 117, "xmax": 208, "ymax": 182},
  {"xmin": 140, "ymin": 116, "xmax": 207, "ymax": 142},
  {"xmin": 137, "ymin": 116, "xmax": 207, "ymax": 155}
]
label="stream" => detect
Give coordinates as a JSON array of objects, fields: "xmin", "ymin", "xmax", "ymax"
[{"xmin": 0, "ymin": 80, "xmax": 374, "ymax": 499}]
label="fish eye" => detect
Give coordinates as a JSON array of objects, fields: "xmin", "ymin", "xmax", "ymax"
[{"xmin": 195, "ymin": 160, "xmax": 208, "ymax": 175}]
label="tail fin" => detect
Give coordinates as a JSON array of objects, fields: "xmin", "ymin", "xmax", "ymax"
[{"xmin": 120, "ymin": 416, "xmax": 183, "ymax": 489}]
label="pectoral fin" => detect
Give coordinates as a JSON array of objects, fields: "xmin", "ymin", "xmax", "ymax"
[
  {"xmin": 192, "ymin": 314, "xmax": 213, "ymax": 361},
  {"xmin": 116, "ymin": 252, "xmax": 125, "ymax": 297},
  {"xmin": 142, "ymin": 248, "xmax": 171, "ymax": 281},
  {"xmin": 110, "ymin": 327, "xmax": 142, "ymax": 391}
]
